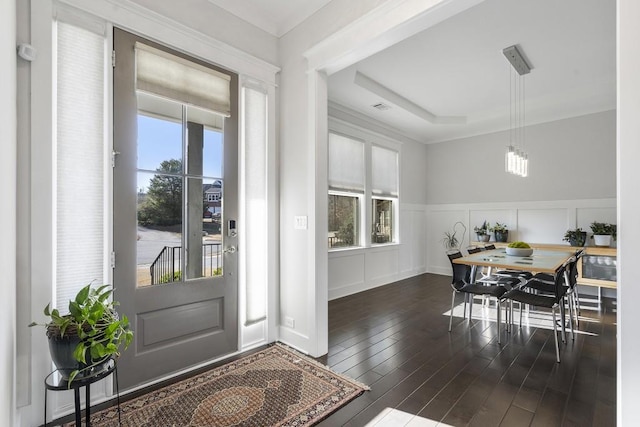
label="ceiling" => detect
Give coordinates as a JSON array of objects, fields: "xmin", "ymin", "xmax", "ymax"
[
  {"xmin": 327, "ymin": 0, "xmax": 616, "ymax": 143},
  {"xmin": 144, "ymin": 0, "xmax": 615, "ymax": 145},
  {"xmin": 205, "ymin": 0, "xmax": 333, "ymax": 37}
]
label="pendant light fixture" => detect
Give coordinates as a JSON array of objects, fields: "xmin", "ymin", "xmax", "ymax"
[{"xmin": 503, "ymin": 45, "xmax": 531, "ymax": 177}]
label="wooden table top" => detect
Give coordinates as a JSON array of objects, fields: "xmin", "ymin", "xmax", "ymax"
[{"xmin": 453, "ymin": 248, "xmax": 576, "ymax": 274}]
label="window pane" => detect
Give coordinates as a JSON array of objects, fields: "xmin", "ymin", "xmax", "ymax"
[
  {"xmin": 137, "ymin": 93, "xmax": 183, "ymax": 173},
  {"xmin": 328, "ymin": 194, "xmax": 360, "ymax": 248},
  {"xmin": 185, "ymin": 104, "xmax": 224, "ymax": 178},
  {"xmin": 185, "ymin": 177, "xmax": 223, "ymax": 280},
  {"xmin": 137, "ymin": 171, "xmax": 183, "ymax": 286},
  {"xmin": 372, "ymin": 199, "xmax": 393, "ymax": 244}
]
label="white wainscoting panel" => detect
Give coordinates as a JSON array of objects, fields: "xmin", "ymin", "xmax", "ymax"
[
  {"xmin": 399, "ymin": 207, "xmax": 427, "ymax": 275},
  {"xmin": 517, "ymin": 208, "xmax": 570, "ymax": 244}
]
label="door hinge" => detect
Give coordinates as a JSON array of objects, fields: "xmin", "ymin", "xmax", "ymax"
[
  {"xmin": 110, "ymin": 251, "xmax": 116, "ymax": 268},
  {"xmin": 111, "ymin": 50, "xmax": 116, "ymax": 68},
  {"xmin": 111, "ymin": 150, "xmax": 120, "ymax": 168}
]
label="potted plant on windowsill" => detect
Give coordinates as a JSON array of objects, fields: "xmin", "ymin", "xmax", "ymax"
[
  {"xmin": 563, "ymin": 228, "xmax": 587, "ymax": 247},
  {"xmin": 29, "ymin": 283, "xmax": 133, "ymax": 384},
  {"xmin": 490, "ymin": 222, "xmax": 509, "ymax": 243},
  {"xmin": 590, "ymin": 222, "xmax": 616, "ymax": 247},
  {"xmin": 474, "ymin": 220, "xmax": 490, "ymax": 242}
]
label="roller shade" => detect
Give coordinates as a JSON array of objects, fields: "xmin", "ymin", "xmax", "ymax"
[
  {"xmin": 372, "ymin": 145, "xmax": 398, "ymax": 197},
  {"xmin": 135, "ymin": 42, "xmax": 231, "ymax": 117},
  {"xmin": 328, "ymin": 133, "xmax": 364, "ymax": 192}
]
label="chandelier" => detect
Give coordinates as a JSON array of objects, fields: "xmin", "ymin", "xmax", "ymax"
[{"xmin": 503, "ymin": 45, "xmax": 530, "ymax": 178}]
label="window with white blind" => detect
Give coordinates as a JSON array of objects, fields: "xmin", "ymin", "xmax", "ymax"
[
  {"xmin": 328, "ymin": 133, "xmax": 364, "ymax": 248},
  {"xmin": 371, "ymin": 145, "xmax": 398, "ymax": 244},
  {"xmin": 55, "ymin": 19, "xmax": 106, "ymax": 310},
  {"xmin": 328, "ymin": 132, "xmax": 399, "ymax": 248}
]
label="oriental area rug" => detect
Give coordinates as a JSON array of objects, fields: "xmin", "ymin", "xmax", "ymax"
[{"xmin": 67, "ymin": 343, "xmax": 368, "ymax": 427}]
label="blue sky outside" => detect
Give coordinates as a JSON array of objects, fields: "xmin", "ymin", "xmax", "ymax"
[{"xmin": 137, "ymin": 114, "xmax": 223, "ymax": 193}]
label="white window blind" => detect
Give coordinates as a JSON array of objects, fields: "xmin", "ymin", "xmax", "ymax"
[
  {"xmin": 56, "ymin": 21, "xmax": 105, "ymax": 311},
  {"xmin": 372, "ymin": 145, "xmax": 399, "ymax": 197},
  {"xmin": 328, "ymin": 133, "xmax": 365, "ymax": 192},
  {"xmin": 243, "ymin": 85, "xmax": 267, "ymax": 325},
  {"xmin": 135, "ymin": 42, "xmax": 231, "ymax": 117}
]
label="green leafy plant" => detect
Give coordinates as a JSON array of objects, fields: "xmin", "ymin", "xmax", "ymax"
[
  {"xmin": 489, "ymin": 222, "xmax": 508, "ymax": 233},
  {"xmin": 563, "ymin": 228, "xmax": 587, "ymax": 246},
  {"xmin": 590, "ymin": 222, "xmax": 617, "ymax": 239},
  {"xmin": 29, "ymin": 283, "xmax": 133, "ymax": 384},
  {"xmin": 473, "ymin": 220, "xmax": 489, "ymax": 236}
]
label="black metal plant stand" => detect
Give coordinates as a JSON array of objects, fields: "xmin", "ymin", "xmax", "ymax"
[{"xmin": 44, "ymin": 358, "xmax": 121, "ymax": 427}]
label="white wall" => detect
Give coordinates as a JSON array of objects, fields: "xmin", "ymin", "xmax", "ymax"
[
  {"xmin": 618, "ymin": 0, "xmax": 640, "ymax": 424},
  {"xmin": 1, "ymin": 0, "xmax": 17, "ymax": 424},
  {"xmin": 425, "ymin": 110, "xmax": 616, "ymax": 204}
]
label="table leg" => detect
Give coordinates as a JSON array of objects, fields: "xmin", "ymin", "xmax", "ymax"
[
  {"xmin": 86, "ymin": 383, "xmax": 91, "ymax": 426},
  {"xmin": 74, "ymin": 388, "xmax": 81, "ymax": 426},
  {"xmin": 115, "ymin": 365, "xmax": 121, "ymax": 425},
  {"xmin": 43, "ymin": 388, "xmax": 47, "ymax": 427}
]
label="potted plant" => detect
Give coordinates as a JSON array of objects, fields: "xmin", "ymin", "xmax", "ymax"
[
  {"xmin": 474, "ymin": 220, "xmax": 490, "ymax": 242},
  {"xmin": 490, "ymin": 222, "xmax": 509, "ymax": 242},
  {"xmin": 442, "ymin": 221, "xmax": 467, "ymax": 251},
  {"xmin": 563, "ymin": 228, "xmax": 587, "ymax": 247},
  {"xmin": 29, "ymin": 283, "xmax": 133, "ymax": 384},
  {"xmin": 590, "ymin": 222, "xmax": 616, "ymax": 247}
]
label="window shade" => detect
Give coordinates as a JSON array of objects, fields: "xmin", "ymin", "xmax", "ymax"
[
  {"xmin": 135, "ymin": 42, "xmax": 231, "ymax": 117},
  {"xmin": 328, "ymin": 133, "xmax": 364, "ymax": 192},
  {"xmin": 243, "ymin": 85, "xmax": 267, "ymax": 325},
  {"xmin": 372, "ymin": 145, "xmax": 398, "ymax": 196},
  {"xmin": 56, "ymin": 21, "xmax": 105, "ymax": 310}
]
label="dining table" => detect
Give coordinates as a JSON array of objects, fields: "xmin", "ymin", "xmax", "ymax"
[
  {"xmin": 452, "ymin": 247, "xmax": 576, "ymax": 276},
  {"xmin": 452, "ymin": 247, "xmax": 577, "ymax": 334}
]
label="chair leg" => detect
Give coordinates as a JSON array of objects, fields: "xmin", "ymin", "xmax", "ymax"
[
  {"xmin": 469, "ymin": 295, "xmax": 474, "ymax": 323},
  {"xmin": 572, "ymin": 288, "xmax": 580, "ymax": 327},
  {"xmin": 463, "ymin": 293, "xmax": 467, "ymax": 320},
  {"xmin": 567, "ymin": 294, "xmax": 575, "ymax": 340},
  {"xmin": 497, "ymin": 298, "xmax": 501, "ymax": 344},
  {"xmin": 552, "ymin": 306, "xmax": 560, "ymax": 363},
  {"xmin": 519, "ymin": 302, "xmax": 523, "ymax": 328},
  {"xmin": 449, "ymin": 290, "xmax": 456, "ymax": 332},
  {"xmin": 559, "ymin": 300, "xmax": 567, "ymax": 343}
]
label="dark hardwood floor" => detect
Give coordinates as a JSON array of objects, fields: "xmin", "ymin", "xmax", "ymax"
[{"xmin": 316, "ymin": 273, "xmax": 616, "ymax": 427}]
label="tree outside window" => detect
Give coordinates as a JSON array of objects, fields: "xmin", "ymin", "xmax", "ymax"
[{"xmin": 328, "ymin": 194, "xmax": 360, "ymax": 248}]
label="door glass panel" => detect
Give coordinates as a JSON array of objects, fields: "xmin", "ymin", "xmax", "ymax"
[
  {"xmin": 137, "ymin": 92, "xmax": 182, "ymax": 172},
  {"xmin": 135, "ymin": 93, "xmax": 225, "ymax": 287},
  {"xmin": 186, "ymin": 177, "xmax": 223, "ymax": 280},
  {"xmin": 137, "ymin": 171, "xmax": 183, "ymax": 286}
]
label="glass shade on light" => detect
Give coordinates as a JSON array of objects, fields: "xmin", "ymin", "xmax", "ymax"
[{"xmin": 505, "ymin": 145, "xmax": 528, "ymax": 177}]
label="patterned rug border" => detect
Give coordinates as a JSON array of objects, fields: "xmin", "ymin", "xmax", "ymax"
[
  {"xmin": 272, "ymin": 342, "xmax": 371, "ymax": 392},
  {"xmin": 67, "ymin": 342, "xmax": 369, "ymax": 426}
]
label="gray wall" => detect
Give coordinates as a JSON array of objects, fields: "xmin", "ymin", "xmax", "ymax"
[{"xmin": 425, "ymin": 110, "xmax": 616, "ymax": 204}]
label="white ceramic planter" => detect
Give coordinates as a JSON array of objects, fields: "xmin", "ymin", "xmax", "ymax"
[{"xmin": 593, "ymin": 234, "xmax": 612, "ymax": 247}]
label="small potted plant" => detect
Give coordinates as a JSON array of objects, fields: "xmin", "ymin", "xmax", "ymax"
[
  {"xmin": 474, "ymin": 220, "xmax": 490, "ymax": 242},
  {"xmin": 563, "ymin": 228, "xmax": 587, "ymax": 247},
  {"xmin": 490, "ymin": 222, "xmax": 509, "ymax": 243},
  {"xmin": 590, "ymin": 222, "xmax": 616, "ymax": 247},
  {"xmin": 29, "ymin": 283, "xmax": 133, "ymax": 384}
]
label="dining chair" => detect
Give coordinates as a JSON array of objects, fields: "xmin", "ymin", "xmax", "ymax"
[
  {"xmin": 447, "ymin": 251, "xmax": 517, "ymax": 343},
  {"xmin": 500, "ymin": 264, "xmax": 569, "ymax": 362}
]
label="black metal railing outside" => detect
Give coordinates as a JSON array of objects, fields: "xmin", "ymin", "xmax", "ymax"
[{"xmin": 149, "ymin": 243, "xmax": 222, "ymax": 285}]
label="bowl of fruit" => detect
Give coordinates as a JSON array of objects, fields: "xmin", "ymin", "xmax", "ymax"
[{"xmin": 505, "ymin": 241, "xmax": 533, "ymax": 257}]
